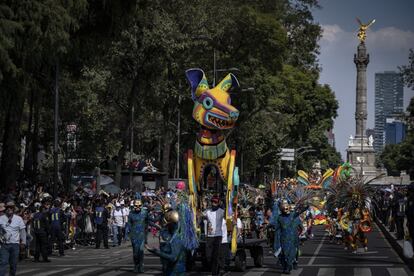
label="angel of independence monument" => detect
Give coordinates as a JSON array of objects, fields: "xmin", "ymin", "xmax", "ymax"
[{"xmin": 346, "ymin": 18, "xmax": 376, "ymax": 177}]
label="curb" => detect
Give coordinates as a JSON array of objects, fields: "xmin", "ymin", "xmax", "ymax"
[{"xmin": 375, "ymin": 218, "xmax": 414, "ymax": 271}]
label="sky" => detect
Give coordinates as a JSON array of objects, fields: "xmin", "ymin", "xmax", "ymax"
[{"xmin": 312, "ymin": 0, "xmax": 414, "ymax": 159}]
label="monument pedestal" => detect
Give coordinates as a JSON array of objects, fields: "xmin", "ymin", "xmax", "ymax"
[{"xmin": 346, "ymin": 136, "xmax": 376, "ymax": 176}]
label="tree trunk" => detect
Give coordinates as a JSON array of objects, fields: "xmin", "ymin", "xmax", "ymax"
[
  {"xmin": 115, "ymin": 76, "xmax": 139, "ymax": 187},
  {"xmin": 0, "ymin": 81, "xmax": 26, "ymax": 192},
  {"xmin": 32, "ymin": 90, "xmax": 40, "ymax": 183},
  {"xmin": 161, "ymin": 130, "xmax": 172, "ymax": 189},
  {"xmin": 24, "ymin": 89, "xmax": 34, "ymax": 176}
]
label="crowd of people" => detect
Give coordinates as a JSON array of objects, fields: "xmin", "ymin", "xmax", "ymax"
[
  {"xmin": 0, "ymin": 175, "xmax": 413, "ymax": 276},
  {"xmin": 373, "ymin": 184, "xmax": 414, "ymax": 245},
  {"xmin": 100, "ymin": 156, "xmax": 160, "ymax": 172}
]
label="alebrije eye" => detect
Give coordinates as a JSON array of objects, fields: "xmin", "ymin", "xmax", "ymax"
[{"xmin": 202, "ymin": 97, "xmax": 214, "ymax": 110}]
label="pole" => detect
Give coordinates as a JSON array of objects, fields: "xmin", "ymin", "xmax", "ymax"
[
  {"xmin": 213, "ymin": 49, "xmax": 216, "ymax": 87},
  {"xmin": 130, "ymin": 105, "xmax": 134, "ymax": 188},
  {"xmin": 176, "ymin": 96, "xmax": 181, "ymax": 179},
  {"xmin": 53, "ymin": 62, "xmax": 59, "ymax": 198},
  {"xmin": 278, "ymin": 159, "xmax": 281, "ymax": 180},
  {"xmin": 360, "ymin": 112, "xmax": 364, "ymax": 176}
]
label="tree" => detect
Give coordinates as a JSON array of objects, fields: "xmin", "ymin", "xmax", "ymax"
[{"xmin": 0, "ymin": 0, "xmax": 87, "ymax": 191}]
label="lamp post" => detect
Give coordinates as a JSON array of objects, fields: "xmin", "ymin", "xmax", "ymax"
[
  {"xmin": 294, "ymin": 146, "xmax": 316, "ymax": 172},
  {"xmin": 53, "ymin": 62, "xmax": 59, "ymax": 198}
]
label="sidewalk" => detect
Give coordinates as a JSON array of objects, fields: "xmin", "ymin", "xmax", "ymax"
[{"xmin": 375, "ymin": 217, "xmax": 414, "ymax": 271}]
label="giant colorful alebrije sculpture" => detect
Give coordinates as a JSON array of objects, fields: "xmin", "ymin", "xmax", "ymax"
[{"xmin": 185, "ymin": 68, "xmax": 241, "ymax": 253}]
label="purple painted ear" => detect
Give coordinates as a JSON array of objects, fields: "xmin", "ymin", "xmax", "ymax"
[{"xmin": 185, "ymin": 68, "xmax": 209, "ymax": 100}]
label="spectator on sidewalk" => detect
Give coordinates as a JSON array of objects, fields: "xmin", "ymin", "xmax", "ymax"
[
  {"xmin": 94, "ymin": 199, "xmax": 110, "ymax": 249},
  {"xmin": 406, "ymin": 183, "xmax": 414, "ymax": 248},
  {"xmin": 0, "ymin": 201, "xmax": 27, "ymax": 276},
  {"xmin": 111, "ymin": 202, "xmax": 124, "ymax": 246}
]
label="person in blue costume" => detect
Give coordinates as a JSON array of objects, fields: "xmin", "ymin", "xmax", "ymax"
[
  {"xmin": 269, "ymin": 199, "xmax": 281, "ymax": 257},
  {"xmin": 128, "ymin": 199, "xmax": 150, "ymax": 273},
  {"xmin": 290, "ymin": 204, "xmax": 304, "ymax": 271},
  {"xmin": 273, "ymin": 200, "xmax": 305, "ymax": 274},
  {"xmin": 146, "ymin": 210, "xmax": 186, "ymax": 276}
]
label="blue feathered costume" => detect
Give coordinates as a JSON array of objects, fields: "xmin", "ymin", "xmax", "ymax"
[{"xmin": 128, "ymin": 200, "xmax": 150, "ymax": 273}]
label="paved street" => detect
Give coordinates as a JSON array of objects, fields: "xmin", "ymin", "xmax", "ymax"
[{"xmin": 12, "ymin": 224, "xmax": 414, "ymax": 276}]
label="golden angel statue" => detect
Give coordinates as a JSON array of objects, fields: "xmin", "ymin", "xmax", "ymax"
[{"xmin": 356, "ymin": 18, "xmax": 375, "ymax": 42}]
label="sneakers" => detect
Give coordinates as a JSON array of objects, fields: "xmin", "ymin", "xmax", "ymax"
[{"xmin": 364, "ymin": 246, "xmax": 368, "ymax": 252}]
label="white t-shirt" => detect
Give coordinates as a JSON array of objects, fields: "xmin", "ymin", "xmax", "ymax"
[
  {"xmin": 0, "ymin": 214, "xmax": 26, "ymax": 244},
  {"xmin": 112, "ymin": 209, "xmax": 125, "ymax": 227},
  {"xmin": 205, "ymin": 208, "xmax": 224, "ymax": 237},
  {"xmin": 221, "ymin": 219, "xmax": 228, "ymax": 243},
  {"xmin": 122, "ymin": 207, "xmax": 129, "ymax": 223}
]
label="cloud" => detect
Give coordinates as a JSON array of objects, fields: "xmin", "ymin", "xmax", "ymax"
[
  {"xmin": 370, "ymin": 27, "xmax": 414, "ymax": 51},
  {"xmin": 320, "ymin": 24, "xmax": 414, "ymax": 53}
]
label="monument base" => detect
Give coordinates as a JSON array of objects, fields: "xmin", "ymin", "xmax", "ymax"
[{"xmin": 346, "ymin": 136, "xmax": 377, "ymax": 177}]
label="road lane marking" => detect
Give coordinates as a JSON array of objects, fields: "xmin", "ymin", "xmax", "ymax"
[
  {"xmin": 265, "ymin": 256, "xmax": 389, "ymax": 259},
  {"xmin": 387, "ymin": 268, "xmax": 409, "ymax": 276},
  {"xmin": 354, "ymin": 268, "xmax": 371, "ymax": 276},
  {"xmin": 300, "ymin": 264, "xmax": 393, "ymax": 267},
  {"xmin": 98, "ymin": 271, "xmax": 124, "ymax": 276},
  {"xmin": 32, "ymin": 268, "xmax": 72, "ymax": 276},
  {"xmin": 308, "ymin": 232, "xmax": 327, "ymax": 265},
  {"xmin": 16, "ymin": 268, "xmax": 38, "ymax": 275},
  {"xmin": 290, "ymin": 268, "xmax": 303, "ymax": 276},
  {"xmin": 317, "ymin": 268, "xmax": 335, "ymax": 276},
  {"xmin": 65, "ymin": 267, "xmax": 104, "ymax": 276},
  {"xmin": 243, "ymin": 268, "xmax": 268, "ymax": 275}
]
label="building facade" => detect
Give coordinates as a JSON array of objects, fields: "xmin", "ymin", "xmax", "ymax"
[
  {"xmin": 385, "ymin": 117, "xmax": 406, "ymax": 145},
  {"xmin": 374, "ymin": 71, "xmax": 404, "ymax": 153}
]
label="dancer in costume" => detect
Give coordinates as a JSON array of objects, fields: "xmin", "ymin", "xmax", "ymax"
[
  {"xmin": 146, "ymin": 210, "xmax": 186, "ymax": 276},
  {"xmin": 273, "ymin": 199, "xmax": 306, "ymax": 274},
  {"xmin": 128, "ymin": 199, "xmax": 150, "ymax": 273}
]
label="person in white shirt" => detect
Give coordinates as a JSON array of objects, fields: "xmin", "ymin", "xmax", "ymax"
[
  {"xmin": 204, "ymin": 195, "xmax": 224, "ymax": 276},
  {"xmin": 0, "ymin": 202, "xmax": 27, "ymax": 276},
  {"xmin": 111, "ymin": 202, "xmax": 125, "ymax": 246},
  {"xmin": 121, "ymin": 200, "xmax": 129, "ymax": 242}
]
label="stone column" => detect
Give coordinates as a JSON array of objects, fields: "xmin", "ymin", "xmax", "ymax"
[{"xmin": 354, "ymin": 42, "xmax": 369, "ymax": 138}]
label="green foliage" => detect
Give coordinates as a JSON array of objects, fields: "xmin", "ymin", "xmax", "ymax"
[{"xmin": 0, "ymin": 0, "xmax": 342, "ymax": 188}]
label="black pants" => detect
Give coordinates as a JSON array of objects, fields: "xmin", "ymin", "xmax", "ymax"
[
  {"xmin": 219, "ymin": 243, "xmax": 229, "ymax": 271},
  {"xmin": 34, "ymin": 232, "xmax": 49, "ymax": 261},
  {"xmin": 50, "ymin": 228, "xmax": 64, "ymax": 255},
  {"xmin": 95, "ymin": 224, "xmax": 109, "ymax": 248},
  {"xmin": 395, "ymin": 216, "xmax": 404, "ymax": 240},
  {"xmin": 206, "ymin": 236, "xmax": 222, "ymax": 276}
]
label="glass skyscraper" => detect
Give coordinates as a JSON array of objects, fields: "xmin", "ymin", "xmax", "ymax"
[{"xmin": 374, "ymin": 71, "xmax": 404, "ymax": 153}]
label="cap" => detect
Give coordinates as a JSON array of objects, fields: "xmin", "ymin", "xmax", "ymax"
[
  {"xmin": 115, "ymin": 202, "xmax": 121, "ymax": 207},
  {"xmin": 176, "ymin": 181, "xmax": 186, "ymax": 191},
  {"xmin": 120, "ymin": 200, "xmax": 125, "ymax": 205},
  {"xmin": 211, "ymin": 196, "xmax": 220, "ymax": 204},
  {"xmin": 6, "ymin": 201, "xmax": 15, "ymax": 207}
]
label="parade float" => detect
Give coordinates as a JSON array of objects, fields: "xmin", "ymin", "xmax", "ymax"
[
  {"xmin": 296, "ymin": 169, "xmax": 334, "ymax": 225},
  {"xmin": 185, "ymin": 68, "xmax": 264, "ymax": 271}
]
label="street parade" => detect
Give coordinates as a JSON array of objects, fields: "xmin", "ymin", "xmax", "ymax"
[{"xmin": 0, "ymin": 1, "xmax": 414, "ymax": 276}]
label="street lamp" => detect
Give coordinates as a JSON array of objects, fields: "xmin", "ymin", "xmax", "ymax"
[{"xmin": 294, "ymin": 146, "xmax": 316, "ymax": 172}]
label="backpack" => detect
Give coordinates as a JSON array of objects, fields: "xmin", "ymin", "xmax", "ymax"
[
  {"xmin": 95, "ymin": 206, "xmax": 105, "ymax": 225},
  {"xmin": 50, "ymin": 207, "xmax": 61, "ymax": 228}
]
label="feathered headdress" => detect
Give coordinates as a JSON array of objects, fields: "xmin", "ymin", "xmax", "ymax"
[{"xmin": 336, "ymin": 174, "xmax": 376, "ymax": 214}]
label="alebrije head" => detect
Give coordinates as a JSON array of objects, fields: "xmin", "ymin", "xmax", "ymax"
[{"xmin": 185, "ymin": 68, "xmax": 240, "ymax": 130}]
